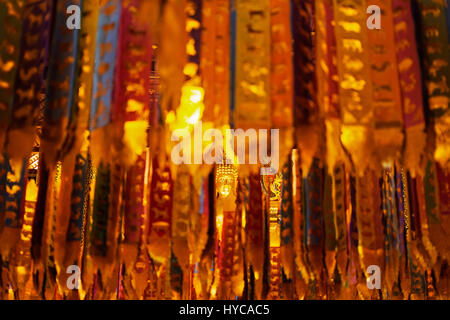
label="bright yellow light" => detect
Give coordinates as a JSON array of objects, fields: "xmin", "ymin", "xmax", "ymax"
[
  {"xmin": 124, "ymin": 121, "xmax": 148, "ymax": 157},
  {"xmin": 166, "ymin": 111, "xmax": 175, "ymax": 124},
  {"xmin": 218, "ymin": 177, "xmax": 232, "ymax": 198},
  {"xmin": 189, "ymin": 88, "xmax": 203, "ymax": 104},
  {"xmin": 173, "ymin": 85, "xmax": 205, "ymax": 127},
  {"xmin": 25, "ymin": 179, "xmax": 38, "ymax": 202},
  {"xmin": 216, "ymin": 213, "xmax": 223, "ymax": 242},
  {"xmin": 186, "ymin": 108, "xmax": 200, "ymax": 124},
  {"xmin": 182, "ymin": 85, "xmax": 204, "ymax": 104},
  {"xmin": 210, "ymin": 286, "xmax": 217, "ymax": 299},
  {"xmin": 183, "ymin": 63, "xmax": 198, "ymax": 78}
]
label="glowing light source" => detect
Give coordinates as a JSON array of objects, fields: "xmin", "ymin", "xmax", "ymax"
[
  {"xmin": 186, "ymin": 108, "xmax": 200, "ymax": 125},
  {"xmin": 166, "ymin": 111, "xmax": 175, "ymax": 124},
  {"xmin": 215, "ymin": 163, "xmax": 238, "ymax": 199},
  {"xmin": 169, "ymin": 85, "xmax": 205, "ymax": 130},
  {"xmin": 189, "ymin": 88, "xmax": 203, "ymax": 104}
]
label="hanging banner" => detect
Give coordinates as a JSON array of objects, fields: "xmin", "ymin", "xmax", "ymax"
[
  {"xmin": 41, "ymin": 0, "xmax": 82, "ymax": 166},
  {"xmin": 62, "ymin": 0, "xmax": 100, "ymax": 159},
  {"xmin": 417, "ymin": 0, "xmax": 450, "ymax": 168},
  {"xmin": 90, "ymin": 163, "xmax": 111, "ymax": 258},
  {"xmin": 246, "ymin": 173, "xmax": 264, "ymax": 299},
  {"xmin": 0, "ymin": 0, "xmax": 25, "ymax": 152},
  {"xmin": 234, "ymin": 0, "xmax": 271, "ymax": 129},
  {"xmin": 332, "ymin": 163, "xmax": 348, "ymax": 287},
  {"xmin": 201, "ymin": 0, "xmax": 230, "ymax": 126},
  {"xmin": 321, "ymin": 0, "xmax": 340, "ymax": 120},
  {"xmin": 423, "ymin": 159, "xmax": 450, "ymax": 261},
  {"xmin": 366, "ymin": 0, "xmax": 404, "ymax": 164},
  {"xmin": 114, "ymin": 0, "xmax": 153, "ymax": 123},
  {"xmin": 270, "ymin": 0, "xmax": 293, "ymax": 128},
  {"xmin": 41, "ymin": 0, "xmax": 81, "ymax": 167},
  {"xmin": 291, "ymin": 149, "xmax": 310, "ymax": 295},
  {"xmin": 114, "ymin": 0, "xmax": 153, "ymax": 165},
  {"xmin": 54, "ymin": 2, "xmax": 100, "ymax": 294},
  {"xmin": 292, "ymin": 0, "xmax": 322, "ymax": 174},
  {"xmin": 292, "ymin": 0, "xmax": 317, "ymax": 126},
  {"xmin": 392, "ymin": 0, "xmax": 426, "ymax": 176},
  {"xmin": 262, "ymin": 172, "xmax": 282, "ymax": 299},
  {"xmin": 318, "ymin": 0, "xmax": 346, "ymax": 171},
  {"xmin": 186, "ymin": 0, "xmax": 202, "ymax": 82},
  {"xmin": 66, "ymin": 152, "xmax": 91, "ymax": 262},
  {"xmin": 270, "ymin": 0, "xmax": 294, "ymax": 163},
  {"xmin": 333, "ymin": 0, "xmax": 374, "ymax": 175},
  {"xmin": 90, "ymin": 0, "xmax": 121, "ymax": 132},
  {"xmin": 158, "ymin": 0, "xmax": 187, "ymax": 118},
  {"xmin": 304, "ymin": 158, "xmax": 325, "ymax": 298},
  {"xmin": 414, "ymin": 172, "xmax": 439, "ymax": 271},
  {"xmin": 6, "ymin": 0, "xmax": 52, "ymax": 161}
]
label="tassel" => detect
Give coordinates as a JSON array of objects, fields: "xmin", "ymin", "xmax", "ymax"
[
  {"xmin": 381, "ymin": 166, "xmax": 401, "ymax": 297},
  {"xmin": 11, "ymin": 166, "xmax": 37, "ymax": 299},
  {"xmin": 323, "ymin": 168, "xmax": 337, "ymax": 298},
  {"xmin": 171, "ymin": 164, "xmax": 192, "ymax": 296},
  {"xmin": 280, "ymin": 157, "xmax": 295, "ymax": 280},
  {"xmin": 147, "ymin": 157, "xmax": 173, "ymax": 264},
  {"xmin": 0, "ymin": 156, "xmax": 27, "ymax": 260},
  {"xmin": 245, "ymin": 173, "xmax": 264, "ymax": 299},
  {"xmin": 304, "ymin": 158, "xmax": 325, "ymax": 299},
  {"xmin": 291, "ymin": 149, "xmax": 309, "ymax": 297}
]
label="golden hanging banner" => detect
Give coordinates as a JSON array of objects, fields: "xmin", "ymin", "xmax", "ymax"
[
  {"xmin": 270, "ymin": 0, "xmax": 294, "ymax": 166},
  {"xmin": 333, "ymin": 0, "xmax": 374, "ymax": 175},
  {"xmin": 367, "ymin": 0, "xmax": 404, "ymax": 165},
  {"xmin": 234, "ymin": 0, "xmax": 271, "ymax": 129},
  {"xmin": 201, "ymin": 0, "xmax": 230, "ymax": 127},
  {"xmin": 317, "ymin": 0, "xmax": 348, "ymax": 173}
]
